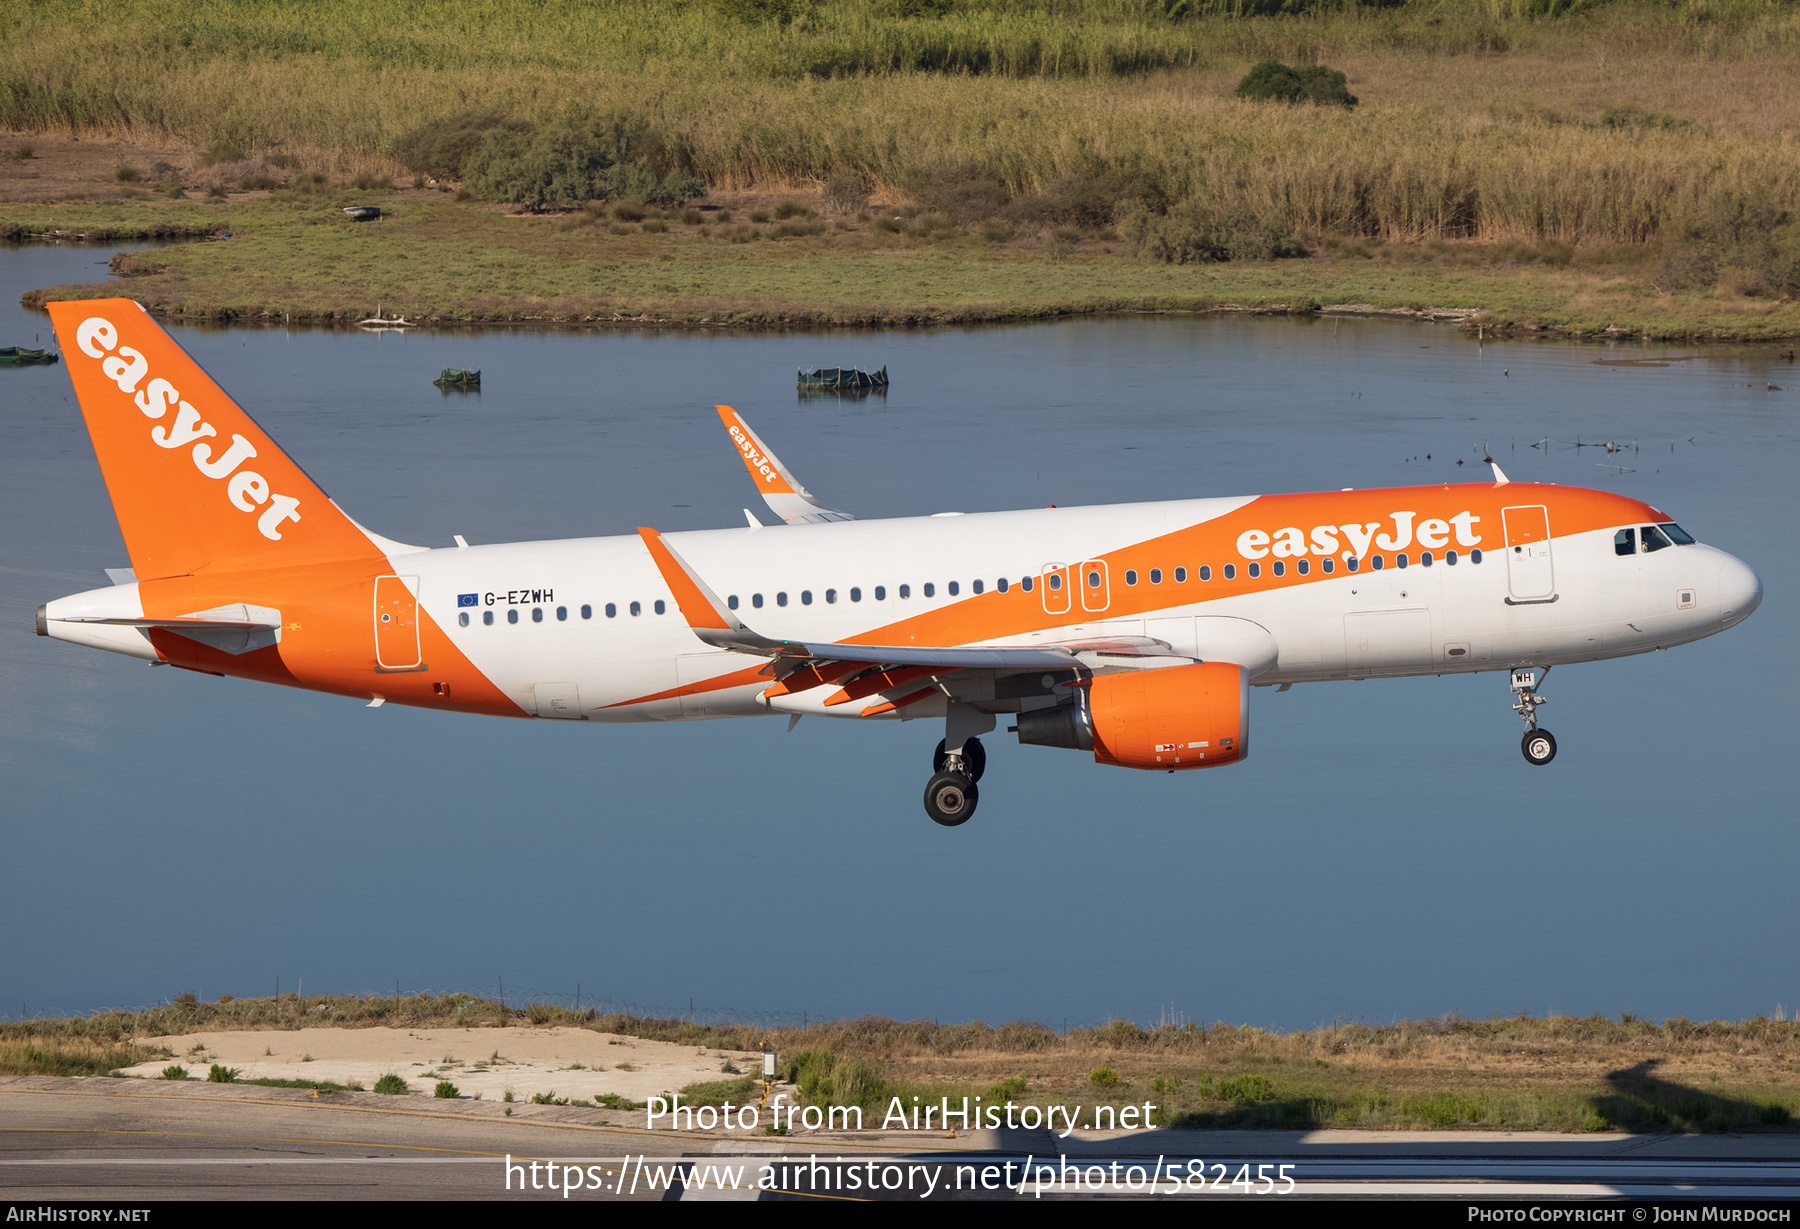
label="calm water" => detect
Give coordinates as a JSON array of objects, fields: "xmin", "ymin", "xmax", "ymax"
[{"xmin": 2, "ymin": 244, "xmax": 1795, "ymax": 1029}]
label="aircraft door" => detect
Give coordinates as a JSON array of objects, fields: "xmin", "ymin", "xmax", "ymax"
[
  {"xmin": 1502, "ymin": 505, "xmax": 1556, "ymax": 602},
  {"xmin": 1079, "ymin": 560, "xmax": 1110, "ymax": 613},
  {"xmin": 373, "ymin": 575, "xmax": 422, "ymax": 669},
  {"xmin": 1041, "ymin": 564, "xmax": 1070, "ymax": 615}
]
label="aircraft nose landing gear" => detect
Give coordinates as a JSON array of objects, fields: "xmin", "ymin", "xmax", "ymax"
[{"xmin": 1510, "ymin": 667, "xmax": 1556, "ymax": 765}]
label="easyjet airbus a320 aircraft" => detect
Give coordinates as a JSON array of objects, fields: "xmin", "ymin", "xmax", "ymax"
[{"xmin": 38, "ymin": 300, "xmax": 1763, "ymax": 825}]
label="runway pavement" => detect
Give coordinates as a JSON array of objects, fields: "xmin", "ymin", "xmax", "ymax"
[{"xmin": 4, "ymin": 1076, "xmax": 1798, "ymax": 1201}]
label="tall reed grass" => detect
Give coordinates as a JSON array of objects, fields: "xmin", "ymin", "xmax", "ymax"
[{"xmin": 6, "ymin": 1, "xmax": 1800, "ymax": 243}]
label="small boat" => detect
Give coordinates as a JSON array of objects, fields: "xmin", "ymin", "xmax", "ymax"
[
  {"xmin": 342, "ymin": 206, "xmax": 382, "ymax": 222},
  {"xmin": 797, "ymin": 366, "xmax": 887, "ymax": 390},
  {"xmin": 433, "ymin": 368, "xmax": 480, "ymax": 388},
  {"xmin": 0, "ymin": 347, "xmax": 58, "ymax": 367}
]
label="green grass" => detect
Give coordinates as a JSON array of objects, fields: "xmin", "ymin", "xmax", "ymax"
[
  {"xmin": 12, "ymin": 197, "xmax": 1800, "ymax": 340},
  {"xmin": 239, "ymin": 1076, "xmax": 361, "ymax": 1092},
  {"xmin": 0, "ymin": 1038, "xmax": 149, "ymax": 1077}
]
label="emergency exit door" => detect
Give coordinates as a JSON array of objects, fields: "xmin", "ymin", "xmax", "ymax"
[{"xmin": 374, "ymin": 575, "xmax": 422, "ymax": 669}]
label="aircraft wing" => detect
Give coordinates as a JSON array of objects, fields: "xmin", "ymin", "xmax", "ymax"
[
  {"xmin": 638, "ymin": 527, "xmax": 1205, "ymax": 712},
  {"xmin": 716, "ymin": 405, "xmax": 853, "ymax": 524}
]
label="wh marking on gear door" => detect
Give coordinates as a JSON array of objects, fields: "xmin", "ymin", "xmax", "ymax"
[
  {"xmin": 373, "ymin": 575, "xmax": 422, "ymax": 670},
  {"xmin": 1502, "ymin": 505, "xmax": 1556, "ymax": 602}
]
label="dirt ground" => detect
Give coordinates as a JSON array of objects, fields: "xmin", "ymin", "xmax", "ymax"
[{"xmin": 121, "ymin": 1026, "xmax": 761, "ymax": 1104}]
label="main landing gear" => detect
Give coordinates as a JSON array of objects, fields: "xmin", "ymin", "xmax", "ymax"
[
  {"xmin": 924, "ymin": 737, "xmax": 985, "ymax": 827},
  {"xmin": 1510, "ymin": 667, "xmax": 1557, "ymax": 766},
  {"xmin": 924, "ymin": 705, "xmax": 996, "ymax": 827}
]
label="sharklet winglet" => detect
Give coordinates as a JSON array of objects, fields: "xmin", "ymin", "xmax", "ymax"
[
  {"xmin": 716, "ymin": 405, "xmax": 854, "ymax": 525},
  {"xmin": 636, "ymin": 527, "xmax": 786, "ymax": 654}
]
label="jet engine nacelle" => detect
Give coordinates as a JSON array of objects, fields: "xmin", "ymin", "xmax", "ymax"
[{"xmin": 1015, "ymin": 661, "xmax": 1248, "ymax": 771}]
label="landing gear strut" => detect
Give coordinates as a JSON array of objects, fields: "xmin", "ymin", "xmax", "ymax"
[
  {"xmin": 1510, "ymin": 667, "xmax": 1556, "ymax": 766},
  {"xmin": 925, "ymin": 706, "xmax": 994, "ymax": 826}
]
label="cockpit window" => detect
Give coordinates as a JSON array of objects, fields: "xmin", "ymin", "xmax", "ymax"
[
  {"xmin": 1640, "ymin": 524, "xmax": 1674, "ymax": 553},
  {"xmin": 1614, "ymin": 528, "xmax": 1636, "ymax": 556},
  {"xmin": 1660, "ymin": 522, "xmax": 1696, "ymax": 545}
]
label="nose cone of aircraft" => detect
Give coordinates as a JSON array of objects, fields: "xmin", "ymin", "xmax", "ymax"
[{"xmin": 1718, "ymin": 552, "xmax": 1763, "ymax": 629}]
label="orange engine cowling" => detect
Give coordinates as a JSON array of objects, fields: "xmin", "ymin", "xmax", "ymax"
[{"xmin": 1016, "ymin": 662, "xmax": 1248, "ymax": 771}]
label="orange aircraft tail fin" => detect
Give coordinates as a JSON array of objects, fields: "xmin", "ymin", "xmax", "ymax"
[{"xmin": 48, "ymin": 299, "xmax": 381, "ymax": 579}]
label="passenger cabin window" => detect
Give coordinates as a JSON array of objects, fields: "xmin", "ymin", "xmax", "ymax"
[
  {"xmin": 458, "ymin": 612, "xmax": 469, "ymax": 627},
  {"xmin": 629, "ymin": 601, "xmax": 641, "ymax": 616},
  {"xmin": 581, "ymin": 604, "xmax": 592, "ymax": 619},
  {"xmin": 605, "ymin": 603, "xmax": 616, "ymax": 618},
  {"xmin": 972, "ymin": 580, "xmax": 983, "ymax": 595},
  {"xmin": 998, "ymin": 578, "xmax": 1010, "ymax": 593},
  {"xmin": 1020, "ymin": 576, "xmax": 1033, "ymax": 592},
  {"xmin": 1614, "ymin": 528, "xmax": 1636, "ymax": 556},
  {"xmin": 1641, "ymin": 524, "xmax": 1674, "ymax": 553},
  {"xmin": 1661, "ymin": 522, "xmax": 1696, "ymax": 545},
  {"xmin": 1223, "ymin": 564, "xmax": 1235, "ymax": 580},
  {"xmin": 1297, "ymin": 559, "xmax": 1309, "ymax": 575},
  {"xmin": 1150, "ymin": 568, "xmax": 1162, "ymax": 584},
  {"xmin": 1371, "ymin": 556, "xmax": 1384, "ymax": 570},
  {"xmin": 1420, "ymin": 553, "xmax": 1433, "ymax": 567},
  {"xmin": 1396, "ymin": 554, "xmax": 1409, "ymax": 569},
  {"xmin": 948, "ymin": 581, "xmax": 959, "ymax": 596},
  {"xmin": 1198, "ymin": 566, "xmax": 1210, "ymax": 581},
  {"xmin": 826, "ymin": 589, "xmax": 837, "ymax": 604},
  {"xmin": 1271, "ymin": 561, "xmax": 1283, "ymax": 577},
  {"xmin": 1444, "ymin": 552, "xmax": 1457, "ymax": 566},
  {"xmin": 875, "ymin": 586, "xmax": 887, "ymax": 600},
  {"xmin": 532, "ymin": 607, "xmax": 543, "ymax": 622},
  {"xmin": 1471, "ymin": 549, "xmax": 1483, "ymax": 564},
  {"xmin": 1175, "ymin": 567, "xmax": 1187, "ymax": 582},
  {"xmin": 777, "ymin": 592, "xmax": 788, "ymax": 606},
  {"xmin": 1248, "ymin": 562, "xmax": 1260, "ymax": 578},
  {"xmin": 1125, "ymin": 570, "xmax": 1138, "ymax": 586},
  {"xmin": 556, "ymin": 606, "xmax": 567, "ymax": 620},
  {"xmin": 654, "ymin": 600, "xmax": 666, "ymax": 615},
  {"xmin": 1347, "ymin": 557, "xmax": 1359, "ymax": 572},
  {"xmin": 1322, "ymin": 558, "xmax": 1334, "ymax": 574},
  {"xmin": 851, "ymin": 587, "xmax": 862, "ymax": 602},
  {"xmin": 899, "ymin": 584, "xmax": 910, "ymax": 599},
  {"xmin": 728, "ymin": 595, "xmax": 740, "ymax": 609},
  {"xmin": 508, "ymin": 609, "xmax": 519, "ymax": 624},
  {"xmin": 802, "ymin": 590, "xmax": 813, "ymax": 605},
  {"xmin": 923, "ymin": 583, "xmax": 934, "ymax": 598},
  {"xmin": 483, "ymin": 610, "xmax": 494, "ymax": 625},
  {"xmin": 752, "ymin": 594, "xmax": 764, "ymax": 608}
]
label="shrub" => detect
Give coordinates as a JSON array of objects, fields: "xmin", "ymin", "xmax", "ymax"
[
  {"xmin": 530, "ymin": 1091, "xmax": 569, "ymax": 1105},
  {"xmin": 594, "ymin": 1093, "xmax": 641, "ymax": 1110},
  {"xmin": 459, "ymin": 112, "xmax": 705, "ymax": 211},
  {"xmin": 748, "ymin": 208, "xmax": 771, "ymax": 223},
  {"xmin": 115, "ymin": 165, "xmax": 143, "ymax": 183},
  {"xmin": 1216, "ymin": 1073, "xmax": 1275, "ymax": 1105},
  {"xmin": 373, "ymin": 1073, "xmax": 409, "ymax": 1095},
  {"xmin": 434, "ymin": 1080, "xmax": 460, "ymax": 1098},
  {"xmin": 151, "ymin": 160, "xmax": 175, "ymax": 177},
  {"xmin": 1236, "ymin": 61, "xmax": 1357, "ymax": 107},
  {"xmin": 1089, "ymin": 1066, "xmax": 1120, "ymax": 1088},
  {"xmin": 393, "ymin": 109, "xmax": 532, "ymax": 179},
  {"xmin": 612, "ymin": 202, "xmax": 646, "ymax": 222},
  {"xmin": 641, "ymin": 218, "xmax": 668, "ymax": 233},
  {"xmin": 239, "ymin": 173, "xmax": 279, "ymax": 191},
  {"xmin": 207, "ymin": 1064, "xmax": 239, "ymax": 1083},
  {"xmin": 912, "ymin": 163, "xmax": 1010, "ymax": 223},
  {"xmin": 12, "ymin": 144, "xmax": 34, "ymax": 160},
  {"xmin": 824, "ymin": 173, "xmax": 869, "ymax": 215},
  {"xmin": 200, "ymin": 139, "xmax": 245, "ymax": 166},
  {"xmin": 681, "ymin": 208, "xmax": 703, "ymax": 225},
  {"xmin": 350, "ymin": 173, "xmax": 393, "ymax": 191},
  {"xmin": 526, "ymin": 1002, "xmax": 555, "ymax": 1025},
  {"xmin": 1125, "ymin": 201, "xmax": 1306, "ymax": 263},
  {"xmin": 773, "ymin": 200, "xmax": 812, "ymax": 220},
  {"xmin": 266, "ymin": 153, "xmax": 299, "ymax": 170},
  {"xmin": 677, "ymin": 1076, "xmax": 756, "ymax": 1106},
  {"xmin": 1658, "ymin": 193, "xmax": 1800, "ymax": 297},
  {"xmin": 161, "ymin": 1065, "xmax": 189, "ymax": 1080}
]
